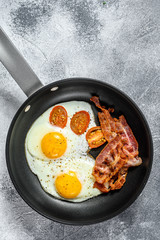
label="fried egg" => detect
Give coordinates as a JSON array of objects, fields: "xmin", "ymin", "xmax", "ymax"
[
  {"xmin": 25, "ymin": 101, "xmax": 102, "ymax": 202},
  {"xmin": 26, "ymin": 101, "xmax": 95, "ymax": 161},
  {"xmin": 26, "ymin": 150, "xmax": 101, "ymax": 202}
]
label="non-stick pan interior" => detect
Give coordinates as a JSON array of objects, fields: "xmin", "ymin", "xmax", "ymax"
[{"xmin": 6, "ymin": 78, "xmax": 153, "ymax": 224}]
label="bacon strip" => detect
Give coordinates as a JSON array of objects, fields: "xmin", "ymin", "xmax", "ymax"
[
  {"xmin": 118, "ymin": 115, "xmax": 139, "ymax": 156},
  {"xmin": 124, "ymin": 156, "xmax": 142, "ymax": 167},
  {"xmin": 98, "ymin": 112, "xmax": 117, "ymax": 142},
  {"xmin": 90, "ymin": 96, "xmax": 103, "ymax": 110},
  {"xmin": 91, "ymin": 96, "xmax": 117, "ymax": 142},
  {"xmin": 90, "ymin": 96, "xmax": 142, "ymax": 193},
  {"xmin": 109, "ymin": 167, "xmax": 128, "ymax": 190},
  {"xmin": 93, "ymin": 135, "xmax": 121, "ymax": 184},
  {"xmin": 94, "ymin": 181, "xmax": 110, "ymax": 193}
]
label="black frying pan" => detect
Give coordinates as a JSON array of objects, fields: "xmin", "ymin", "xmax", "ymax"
[{"xmin": 0, "ymin": 28, "xmax": 153, "ymax": 225}]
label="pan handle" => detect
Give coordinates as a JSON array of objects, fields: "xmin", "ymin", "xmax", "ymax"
[{"xmin": 0, "ymin": 27, "xmax": 43, "ymax": 97}]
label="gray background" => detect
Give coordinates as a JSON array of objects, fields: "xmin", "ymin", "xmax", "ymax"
[{"xmin": 0, "ymin": 0, "xmax": 160, "ymax": 239}]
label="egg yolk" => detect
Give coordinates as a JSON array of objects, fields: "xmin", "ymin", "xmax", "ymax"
[
  {"xmin": 55, "ymin": 171, "xmax": 82, "ymax": 199},
  {"xmin": 41, "ymin": 132, "xmax": 67, "ymax": 158}
]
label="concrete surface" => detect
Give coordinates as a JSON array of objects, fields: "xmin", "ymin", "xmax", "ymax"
[{"xmin": 0, "ymin": 0, "xmax": 160, "ymax": 239}]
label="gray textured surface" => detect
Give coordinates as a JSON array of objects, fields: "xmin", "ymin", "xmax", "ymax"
[{"xmin": 0, "ymin": 0, "xmax": 160, "ymax": 239}]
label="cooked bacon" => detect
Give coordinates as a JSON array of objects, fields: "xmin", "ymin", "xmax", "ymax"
[
  {"xmin": 94, "ymin": 181, "xmax": 110, "ymax": 193},
  {"xmin": 91, "ymin": 96, "xmax": 117, "ymax": 142},
  {"xmin": 93, "ymin": 135, "xmax": 121, "ymax": 184},
  {"xmin": 93, "ymin": 136, "xmax": 128, "ymax": 187},
  {"xmin": 91, "ymin": 96, "xmax": 114, "ymax": 114},
  {"xmin": 94, "ymin": 167, "xmax": 128, "ymax": 193},
  {"xmin": 117, "ymin": 115, "xmax": 139, "ymax": 157},
  {"xmin": 90, "ymin": 96, "xmax": 142, "ymax": 193},
  {"xmin": 98, "ymin": 112, "xmax": 117, "ymax": 142},
  {"xmin": 124, "ymin": 156, "xmax": 142, "ymax": 167},
  {"xmin": 90, "ymin": 96, "xmax": 103, "ymax": 110},
  {"xmin": 105, "ymin": 153, "xmax": 128, "ymax": 183},
  {"xmin": 96, "ymin": 135, "xmax": 121, "ymax": 164},
  {"xmin": 109, "ymin": 167, "xmax": 128, "ymax": 190}
]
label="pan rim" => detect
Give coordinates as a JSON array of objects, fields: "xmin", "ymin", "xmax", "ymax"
[{"xmin": 5, "ymin": 77, "xmax": 153, "ymax": 225}]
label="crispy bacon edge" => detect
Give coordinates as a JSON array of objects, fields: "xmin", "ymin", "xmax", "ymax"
[{"xmin": 90, "ymin": 96, "xmax": 142, "ymax": 193}]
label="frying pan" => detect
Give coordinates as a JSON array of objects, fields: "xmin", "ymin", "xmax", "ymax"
[{"xmin": 0, "ymin": 28, "xmax": 153, "ymax": 225}]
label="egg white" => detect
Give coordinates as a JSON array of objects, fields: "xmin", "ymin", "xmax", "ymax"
[
  {"xmin": 26, "ymin": 149, "xmax": 101, "ymax": 202},
  {"xmin": 26, "ymin": 101, "xmax": 96, "ymax": 161},
  {"xmin": 25, "ymin": 101, "xmax": 102, "ymax": 202}
]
